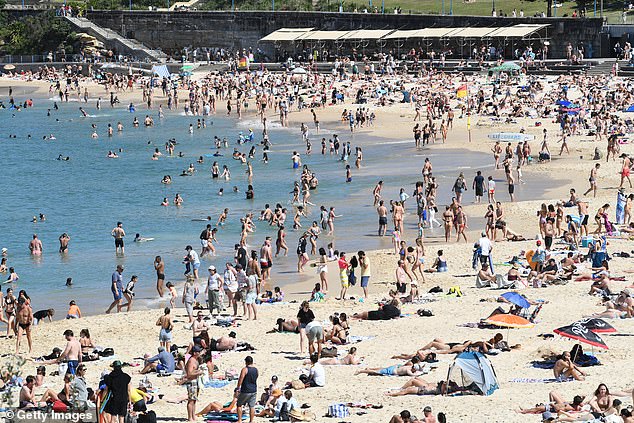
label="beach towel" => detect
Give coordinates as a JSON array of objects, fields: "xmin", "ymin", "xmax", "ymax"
[
  {"xmin": 203, "ymin": 379, "xmax": 232, "ymax": 389},
  {"xmin": 617, "ymin": 190, "xmax": 626, "ymax": 224}
]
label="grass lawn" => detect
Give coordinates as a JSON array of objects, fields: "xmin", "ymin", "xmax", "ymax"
[{"xmin": 361, "ymin": 0, "xmax": 623, "ymax": 22}]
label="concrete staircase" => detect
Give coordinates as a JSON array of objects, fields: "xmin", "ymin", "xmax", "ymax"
[
  {"xmin": 64, "ymin": 16, "xmax": 167, "ymax": 62},
  {"xmin": 586, "ymin": 58, "xmax": 616, "ymax": 75}
]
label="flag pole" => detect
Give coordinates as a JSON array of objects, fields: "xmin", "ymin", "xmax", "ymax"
[{"xmin": 467, "ymin": 84, "xmax": 472, "ymax": 143}]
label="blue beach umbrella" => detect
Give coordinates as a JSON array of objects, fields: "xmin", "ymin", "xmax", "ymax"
[
  {"xmin": 501, "ymin": 292, "xmax": 531, "ymax": 309},
  {"xmin": 556, "ymin": 100, "xmax": 573, "ymax": 107},
  {"xmin": 625, "ymin": 105, "xmax": 634, "ymax": 112}
]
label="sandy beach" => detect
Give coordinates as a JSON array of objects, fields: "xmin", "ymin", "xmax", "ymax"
[{"xmin": 1, "ymin": 67, "xmax": 634, "ymax": 423}]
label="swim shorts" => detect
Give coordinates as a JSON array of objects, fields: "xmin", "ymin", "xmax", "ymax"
[
  {"xmin": 186, "ymin": 381, "xmax": 199, "ymax": 401},
  {"xmin": 112, "ymin": 288, "xmax": 123, "ymax": 301},
  {"xmin": 114, "ymin": 238, "xmax": 124, "ymax": 248},
  {"xmin": 379, "ymin": 217, "xmax": 388, "ymax": 225},
  {"xmin": 237, "ymin": 392, "xmax": 257, "ymax": 407},
  {"xmin": 159, "ymin": 328, "xmax": 173, "ymax": 342},
  {"xmin": 66, "ymin": 360, "xmax": 79, "ymax": 375},
  {"xmin": 245, "ymin": 291, "xmax": 257, "ymax": 305},
  {"xmin": 306, "ymin": 325, "xmax": 323, "ymax": 342},
  {"xmin": 379, "ymin": 365, "xmax": 397, "ymax": 376},
  {"xmin": 360, "ymin": 276, "xmax": 370, "ymax": 288}
]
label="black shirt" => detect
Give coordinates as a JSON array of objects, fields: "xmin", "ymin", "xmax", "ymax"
[
  {"xmin": 382, "ymin": 304, "xmax": 401, "ymax": 319},
  {"xmin": 297, "ymin": 238, "xmax": 307, "ymax": 255},
  {"xmin": 297, "ymin": 308, "xmax": 315, "ymax": 325},
  {"xmin": 236, "ymin": 247, "xmax": 247, "ymax": 269},
  {"xmin": 104, "ymin": 369, "xmax": 131, "ymax": 402},
  {"xmin": 474, "ymin": 175, "xmax": 485, "ymax": 191}
]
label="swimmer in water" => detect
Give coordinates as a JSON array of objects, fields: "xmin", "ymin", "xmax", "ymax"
[
  {"xmin": 134, "ymin": 233, "xmax": 154, "ymax": 242},
  {"xmin": 79, "ymin": 107, "xmax": 88, "ymax": 117}
]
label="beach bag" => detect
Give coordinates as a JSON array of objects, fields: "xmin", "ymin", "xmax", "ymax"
[
  {"xmin": 321, "ymin": 346, "xmax": 338, "ymax": 358},
  {"xmin": 348, "ymin": 269, "xmax": 357, "ymax": 286},
  {"xmin": 291, "ymin": 379, "xmax": 305, "ymax": 390},
  {"xmin": 52, "ymin": 400, "xmax": 68, "ymax": 412},
  {"xmin": 99, "ymin": 348, "xmax": 115, "ymax": 357},
  {"xmin": 289, "ymin": 409, "xmax": 313, "ymax": 421},
  {"xmin": 327, "ymin": 403, "xmax": 349, "ymax": 418},
  {"xmin": 138, "ymin": 411, "xmax": 157, "ymax": 423}
]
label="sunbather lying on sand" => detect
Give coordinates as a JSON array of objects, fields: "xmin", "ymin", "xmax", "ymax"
[
  {"xmin": 196, "ymin": 398, "xmax": 237, "ymax": 416},
  {"xmin": 417, "ymin": 334, "xmax": 504, "ymax": 354},
  {"xmin": 386, "ymin": 377, "xmax": 464, "ymax": 396},
  {"xmin": 517, "ymin": 390, "xmax": 587, "ymax": 416},
  {"xmin": 304, "ymin": 347, "xmax": 361, "ymax": 365},
  {"xmin": 354, "ymin": 356, "xmax": 426, "ymax": 377}
]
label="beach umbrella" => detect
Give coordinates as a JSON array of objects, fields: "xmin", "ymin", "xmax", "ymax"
[
  {"xmin": 500, "ymin": 292, "xmax": 531, "ymax": 309},
  {"xmin": 573, "ymin": 318, "xmax": 616, "ymax": 334},
  {"xmin": 180, "ymin": 65, "xmax": 194, "ymax": 71},
  {"xmin": 625, "ymin": 105, "xmax": 634, "ymax": 112},
  {"xmin": 292, "ymin": 67, "xmax": 307, "ymax": 74},
  {"xmin": 556, "ymin": 100, "xmax": 573, "ymax": 107},
  {"xmin": 3, "ymin": 64, "xmax": 15, "ymax": 70},
  {"xmin": 484, "ymin": 314, "xmax": 533, "ymax": 344},
  {"xmin": 484, "ymin": 314, "xmax": 534, "ymax": 329},
  {"xmin": 554, "ymin": 322, "xmax": 608, "ymax": 349}
]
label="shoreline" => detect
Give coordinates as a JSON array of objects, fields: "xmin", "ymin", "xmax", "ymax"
[{"xmin": 2, "ymin": 69, "xmax": 634, "ymax": 422}]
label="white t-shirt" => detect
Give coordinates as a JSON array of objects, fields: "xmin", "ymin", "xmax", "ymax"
[
  {"xmin": 479, "ymin": 237, "xmax": 492, "ymax": 256},
  {"xmin": 189, "ymin": 250, "xmax": 200, "ymax": 265},
  {"xmin": 309, "ymin": 363, "xmax": 326, "ymax": 387}
]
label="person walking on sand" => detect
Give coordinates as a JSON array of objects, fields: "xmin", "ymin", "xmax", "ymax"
[
  {"xmin": 103, "ymin": 360, "xmax": 131, "ymax": 423},
  {"xmin": 620, "ymin": 154, "xmax": 632, "ymax": 189},
  {"xmin": 106, "ymin": 265, "xmax": 124, "ymax": 314},
  {"xmin": 15, "ymin": 297, "xmax": 33, "ymax": 354},
  {"xmin": 111, "ymin": 221, "xmax": 126, "ymax": 255},
  {"xmin": 207, "ymin": 265, "xmax": 223, "ymax": 316},
  {"xmin": 157, "ymin": 307, "xmax": 174, "ymax": 352},
  {"xmin": 455, "ymin": 206, "xmax": 468, "ymax": 243},
  {"xmin": 584, "ymin": 163, "xmax": 600, "ymax": 198},
  {"xmin": 235, "ymin": 355, "xmax": 258, "ymax": 423}
]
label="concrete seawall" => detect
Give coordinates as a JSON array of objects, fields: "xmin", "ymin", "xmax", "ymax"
[{"xmin": 84, "ymin": 10, "xmax": 604, "ymax": 59}]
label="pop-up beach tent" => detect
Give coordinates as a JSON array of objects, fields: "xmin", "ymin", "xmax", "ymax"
[{"xmin": 446, "ymin": 351, "xmax": 499, "ymax": 396}]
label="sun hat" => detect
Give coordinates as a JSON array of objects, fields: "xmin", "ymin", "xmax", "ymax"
[{"xmin": 208, "ymin": 265, "xmax": 216, "ymax": 271}]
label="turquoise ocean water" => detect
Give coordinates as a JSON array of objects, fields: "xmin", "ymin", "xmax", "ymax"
[{"xmin": 0, "ymin": 90, "xmax": 550, "ymax": 314}]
